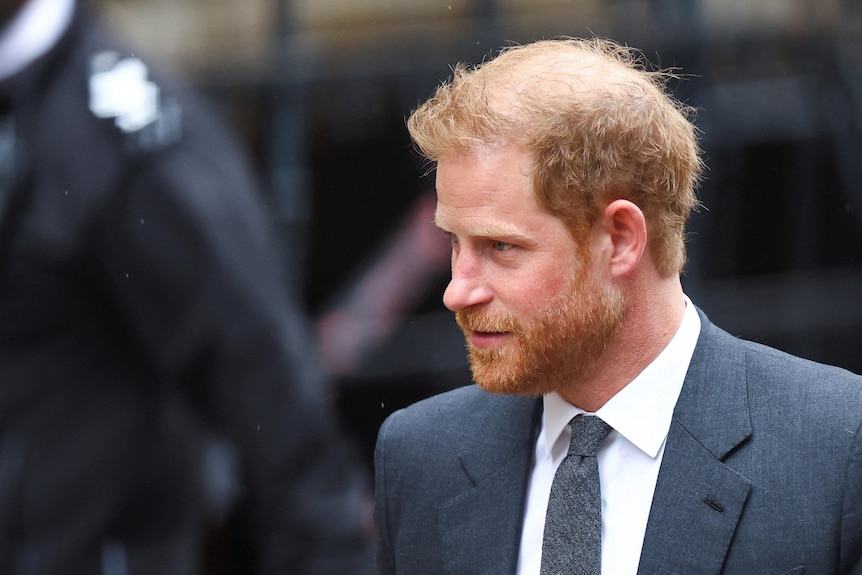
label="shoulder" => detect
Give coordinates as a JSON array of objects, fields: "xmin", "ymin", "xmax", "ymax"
[
  {"xmin": 380, "ymin": 384, "xmax": 523, "ymax": 434},
  {"xmin": 377, "ymin": 385, "xmax": 538, "ymax": 455},
  {"xmin": 742, "ymin": 339, "xmax": 862, "ymax": 431},
  {"xmin": 742, "ymin": 337, "xmax": 861, "ymax": 385},
  {"xmin": 388, "ymin": 384, "xmax": 500, "ymax": 420},
  {"xmin": 695, "ymin": 310, "xmax": 862, "ymax": 419},
  {"xmin": 707, "ymin": 314, "xmax": 860, "ymax": 385},
  {"xmin": 25, "ymin": 11, "xmax": 238, "ymax": 166}
]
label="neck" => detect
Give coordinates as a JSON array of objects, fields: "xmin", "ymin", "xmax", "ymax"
[{"xmin": 557, "ymin": 275, "xmax": 686, "ymax": 412}]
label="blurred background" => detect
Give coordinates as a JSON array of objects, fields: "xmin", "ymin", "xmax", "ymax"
[{"xmin": 95, "ymin": 0, "xmax": 862, "ymax": 471}]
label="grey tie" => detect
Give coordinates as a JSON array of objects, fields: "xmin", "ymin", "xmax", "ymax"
[{"xmin": 540, "ymin": 414, "xmax": 612, "ymax": 575}]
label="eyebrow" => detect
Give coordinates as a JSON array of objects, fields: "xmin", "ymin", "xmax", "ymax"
[
  {"xmin": 472, "ymin": 226, "xmax": 532, "ymax": 242},
  {"xmin": 433, "ymin": 214, "xmax": 532, "ymax": 243}
]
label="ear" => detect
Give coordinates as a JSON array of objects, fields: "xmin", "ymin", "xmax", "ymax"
[{"xmin": 599, "ymin": 199, "xmax": 647, "ymax": 278}]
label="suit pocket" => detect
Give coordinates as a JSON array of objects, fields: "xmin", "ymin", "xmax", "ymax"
[{"xmin": 780, "ymin": 567, "xmax": 804, "ymax": 575}]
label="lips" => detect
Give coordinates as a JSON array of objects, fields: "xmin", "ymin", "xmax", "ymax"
[
  {"xmin": 469, "ymin": 330, "xmax": 510, "ymax": 348},
  {"xmin": 456, "ymin": 309, "xmax": 518, "ymax": 350}
]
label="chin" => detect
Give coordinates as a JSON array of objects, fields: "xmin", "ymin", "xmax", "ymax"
[{"xmin": 469, "ymin": 361, "xmax": 554, "ymax": 397}]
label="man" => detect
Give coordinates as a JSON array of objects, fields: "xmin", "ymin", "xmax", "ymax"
[
  {"xmin": 374, "ymin": 38, "xmax": 862, "ymax": 574},
  {"xmin": 0, "ymin": 0, "xmax": 373, "ymax": 573}
]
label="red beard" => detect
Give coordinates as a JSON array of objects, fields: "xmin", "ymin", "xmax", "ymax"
[{"xmin": 455, "ymin": 269, "xmax": 625, "ymax": 396}]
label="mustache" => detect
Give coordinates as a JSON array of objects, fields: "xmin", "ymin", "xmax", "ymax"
[{"xmin": 455, "ymin": 310, "xmax": 519, "ymax": 334}]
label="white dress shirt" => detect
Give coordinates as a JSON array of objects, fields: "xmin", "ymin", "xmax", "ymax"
[
  {"xmin": 0, "ymin": 0, "xmax": 75, "ymax": 82},
  {"xmin": 517, "ymin": 296, "xmax": 701, "ymax": 575}
]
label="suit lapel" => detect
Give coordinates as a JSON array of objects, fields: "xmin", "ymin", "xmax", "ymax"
[
  {"xmin": 638, "ymin": 311, "xmax": 753, "ymax": 575},
  {"xmin": 637, "ymin": 421, "xmax": 752, "ymax": 574},
  {"xmin": 440, "ymin": 396, "xmax": 541, "ymax": 575}
]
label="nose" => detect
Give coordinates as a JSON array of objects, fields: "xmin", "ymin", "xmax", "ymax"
[{"xmin": 443, "ymin": 251, "xmax": 492, "ymax": 312}]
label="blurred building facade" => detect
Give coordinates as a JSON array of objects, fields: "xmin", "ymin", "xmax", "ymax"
[{"xmin": 97, "ymin": 0, "xmax": 862, "ymax": 461}]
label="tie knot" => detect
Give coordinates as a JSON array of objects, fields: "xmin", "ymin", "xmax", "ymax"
[{"xmin": 568, "ymin": 415, "xmax": 612, "ymax": 457}]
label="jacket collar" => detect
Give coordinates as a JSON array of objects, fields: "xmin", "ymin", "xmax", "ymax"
[{"xmin": 637, "ymin": 308, "xmax": 753, "ymax": 574}]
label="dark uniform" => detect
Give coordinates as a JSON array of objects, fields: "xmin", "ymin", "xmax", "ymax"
[{"xmin": 0, "ymin": 2, "xmax": 372, "ymax": 574}]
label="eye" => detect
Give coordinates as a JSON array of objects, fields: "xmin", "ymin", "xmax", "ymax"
[
  {"xmin": 492, "ymin": 241, "xmax": 513, "ymax": 252},
  {"xmin": 443, "ymin": 231, "xmax": 460, "ymax": 252}
]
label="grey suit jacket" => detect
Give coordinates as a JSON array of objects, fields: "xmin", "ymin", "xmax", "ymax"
[{"xmin": 375, "ymin": 310, "xmax": 862, "ymax": 574}]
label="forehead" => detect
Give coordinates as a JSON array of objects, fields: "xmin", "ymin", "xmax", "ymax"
[
  {"xmin": 433, "ymin": 143, "xmax": 572, "ymax": 243},
  {"xmin": 435, "ymin": 143, "xmax": 533, "ymax": 219}
]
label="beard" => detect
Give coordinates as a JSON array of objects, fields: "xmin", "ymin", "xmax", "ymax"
[{"xmin": 455, "ymin": 269, "xmax": 625, "ymax": 396}]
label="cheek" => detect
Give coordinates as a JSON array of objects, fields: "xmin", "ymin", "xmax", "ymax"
[{"xmin": 502, "ymin": 269, "xmax": 571, "ymax": 316}]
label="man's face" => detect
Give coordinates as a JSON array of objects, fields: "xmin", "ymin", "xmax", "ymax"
[{"xmin": 435, "ymin": 143, "xmax": 624, "ymax": 396}]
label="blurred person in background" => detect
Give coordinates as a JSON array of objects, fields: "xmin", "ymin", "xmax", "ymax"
[{"xmin": 0, "ymin": 0, "xmax": 373, "ymax": 573}]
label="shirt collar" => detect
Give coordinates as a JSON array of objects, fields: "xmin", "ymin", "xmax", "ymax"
[
  {"xmin": 542, "ymin": 295, "xmax": 701, "ymax": 459},
  {"xmin": 0, "ymin": 0, "xmax": 76, "ymax": 82}
]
